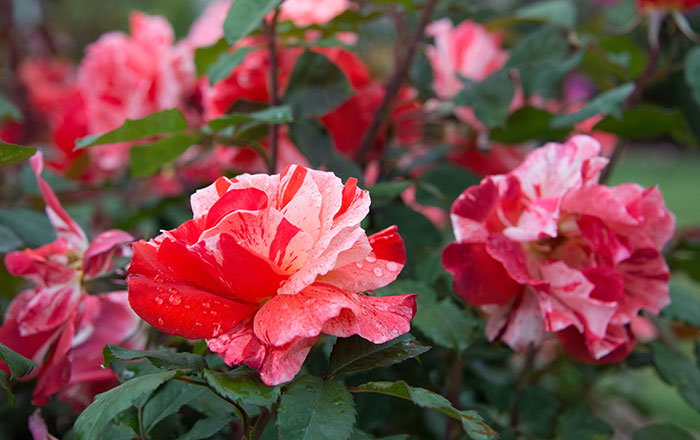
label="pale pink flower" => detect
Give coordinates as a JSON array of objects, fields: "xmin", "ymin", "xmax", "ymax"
[{"xmin": 279, "ymin": 0, "xmax": 350, "ymax": 26}]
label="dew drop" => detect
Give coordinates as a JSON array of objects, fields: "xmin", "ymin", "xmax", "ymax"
[
  {"xmin": 99, "ymin": 363, "xmax": 105, "ymax": 370},
  {"xmin": 157, "ymin": 318, "xmax": 164, "ymax": 325},
  {"xmin": 155, "ymin": 297, "xmax": 164, "ymax": 305},
  {"xmin": 373, "ymin": 267, "xmax": 384, "ymax": 277},
  {"xmin": 386, "ymin": 262, "xmax": 400, "ymax": 272},
  {"xmin": 210, "ymin": 310, "xmax": 218, "ymax": 316},
  {"xmin": 168, "ymin": 294, "xmax": 182, "ymax": 306},
  {"xmin": 168, "ymin": 287, "xmax": 178, "ymax": 294},
  {"xmin": 184, "ymin": 305, "xmax": 191, "ymax": 310},
  {"xmin": 365, "ymin": 254, "xmax": 377, "ymax": 263},
  {"xmin": 355, "ymin": 262, "xmax": 363, "ymax": 269},
  {"xmin": 154, "ymin": 275, "xmax": 164, "ymax": 283},
  {"xmin": 195, "ymin": 322, "xmax": 202, "ymax": 327},
  {"xmin": 202, "ymin": 302, "xmax": 211, "ymax": 309},
  {"xmin": 156, "ymin": 287, "xmax": 164, "ymax": 293}
]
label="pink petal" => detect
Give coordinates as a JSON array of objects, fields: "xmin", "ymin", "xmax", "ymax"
[
  {"xmin": 484, "ymin": 288, "xmax": 546, "ymax": 352},
  {"xmin": 450, "ymin": 178, "xmax": 499, "ymax": 243},
  {"xmin": 254, "ymin": 283, "xmax": 416, "ymax": 347},
  {"xmin": 563, "ymin": 184, "xmax": 641, "ymax": 227},
  {"xmin": 614, "ymin": 248, "xmax": 671, "ymax": 324},
  {"xmin": 33, "ymin": 316, "xmax": 75, "ymax": 406},
  {"xmin": 577, "ymin": 215, "xmax": 631, "ymax": 265},
  {"xmin": 557, "ymin": 324, "xmax": 634, "ymax": 364},
  {"xmin": 17, "ymin": 283, "xmax": 84, "ymax": 337},
  {"xmin": 82, "ymin": 229, "xmax": 133, "ymax": 278},
  {"xmin": 503, "ymin": 196, "xmax": 560, "ymax": 242},
  {"xmin": 4, "ymin": 239, "xmax": 77, "ymax": 287},
  {"xmin": 29, "ymin": 409, "xmax": 55, "ymax": 440},
  {"xmin": 0, "ymin": 315, "xmax": 56, "ymax": 374}
]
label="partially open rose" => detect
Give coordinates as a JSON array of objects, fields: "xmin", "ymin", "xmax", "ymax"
[{"xmin": 127, "ymin": 165, "xmax": 417, "ymax": 385}]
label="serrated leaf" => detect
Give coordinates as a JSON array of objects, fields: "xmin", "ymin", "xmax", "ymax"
[
  {"xmin": 277, "ymin": 376, "xmax": 355, "ymax": 440},
  {"xmin": 223, "ymin": 0, "xmax": 283, "ymax": 45},
  {"xmin": 454, "ymin": 70, "xmax": 515, "ymax": 128},
  {"xmin": 351, "ymin": 381, "xmax": 496, "ymax": 440},
  {"xmin": 685, "ymin": 46, "xmax": 700, "ymax": 109},
  {"xmin": 177, "ymin": 415, "xmax": 235, "ymax": 440},
  {"xmin": 0, "ymin": 342, "xmax": 36, "ymax": 379},
  {"xmin": 208, "ymin": 47, "xmax": 256, "ymax": 85},
  {"xmin": 550, "ymin": 83, "xmax": 634, "ymax": 128},
  {"xmin": 0, "ymin": 141, "xmax": 36, "ymax": 167},
  {"xmin": 142, "ymin": 380, "xmax": 207, "ymax": 431},
  {"xmin": 652, "ymin": 342, "xmax": 700, "ymax": 413},
  {"xmin": 203, "ymin": 368, "xmax": 280, "ymax": 407},
  {"xmin": 328, "ymin": 334, "xmax": 430, "ymax": 377},
  {"xmin": 593, "ymin": 104, "xmax": 696, "ymax": 145},
  {"xmin": 104, "ymin": 345, "xmax": 207, "ymax": 372},
  {"xmin": 556, "ymin": 406, "xmax": 613, "ymax": 440},
  {"xmin": 661, "ymin": 282, "xmax": 700, "ymax": 326},
  {"xmin": 413, "ymin": 295, "xmax": 479, "ymax": 353},
  {"xmin": 634, "ymin": 423, "xmax": 695, "ymax": 440},
  {"xmin": 491, "ymin": 106, "xmax": 571, "ymax": 144},
  {"xmin": 73, "ymin": 370, "xmax": 179, "ymax": 440},
  {"xmin": 282, "ymin": 51, "xmax": 353, "ymax": 118},
  {"xmin": 75, "ymin": 109, "xmax": 187, "ymax": 150},
  {"xmin": 130, "ymin": 134, "xmax": 199, "ymax": 178},
  {"xmin": 194, "ymin": 38, "xmax": 230, "ymax": 77},
  {"xmin": 368, "ymin": 181, "xmax": 412, "ymax": 199}
]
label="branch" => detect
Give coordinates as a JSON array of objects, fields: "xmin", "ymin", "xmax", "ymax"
[
  {"xmin": 262, "ymin": 9, "xmax": 281, "ymax": 174},
  {"xmin": 354, "ymin": 0, "xmax": 439, "ymax": 166}
]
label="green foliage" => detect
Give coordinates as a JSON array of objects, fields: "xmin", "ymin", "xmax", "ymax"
[
  {"xmin": 652, "ymin": 342, "xmax": 700, "ymax": 413},
  {"xmin": 368, "ymin": 181, "xmax": 412, "ymax": 199},
  {"xmin": 194, "ymin": 38, "xmax": 230, "ymax": 76},
  {"xmin": 328, "ymin": 334, "xmax": 430, "ymax": 377},
  {"xmin": 223, "ymin": 0, "xmax": 283, "ymax": 45},
  {"xmin": 142, "ymin": 380, "xmax": 207, "ymax": 431},
  {"xmin": 551, "ymin": 83, "xmax": 635, "ymax": 128},
  {"xmin": 103, "ymin": 345, "xmax": 207, "ymax": 372},
  {"xmin": 490, "ymin": 107, "xmax": 571, "ymax": 144},
  {"xmin": 555, "ymin": 406, "xmax": 613, "ymax": 440},
  {"xmin": 515, "ymin": 0, "xmax": 577, "ymax": 28},
  {"xmin": 414, "ymin": 164, "xmax": 480, "ymax": 209},
  {"xmin": 0, "ymin": 224, "xmax": 22, "ymax": 253},
  {"xmin": 351, "ymin": 381, "xmax": 496, "ymax": 440},
  {"xmin": 661, "ymin": 283, "xmax": 700, "ymax": 326},
  {"xmin": 0, "ymin": 208, "xmax": 55, "ymax": 247},
  {"xmin": 517, "ymin": 386, "xmax": 560, "ymax": 438},
  {"xmin": 0, "ymin": 343, "xmax": 35, "ymax": 379},
  {"xmin": 633, "ymin": 423, "xmax": 696, "ymax": 440},
  {"xmin": 177, "ymin": 416, "xmax": 236, "ymax": 440},
  {"xmin": 208, "ymin": 47, "xmax": 257, "ymax": 85},
  {"xmin": 684, "ymin": 46, "xmax": 700, "ymax": 109},
  {"xmin": 202, "ymin": 368, "xmax": 280, "ymax": 407},
  {"xmin": 277, "ymin": 376, "xmax": 355, "ymax": 440},
  {"xmin": 594, "ymin": 105, "xmax": 695, "ymax": 146},
  {"xmin": 76, "ymin": 109, "xmax": 188, "ymax": 149},
  {"xmin": 0, "ymin": 94, "xmax": 21, "ymax": 121},
  {"xmin": 0, "ymin": 141, "xmax": 36, "ymax": 168},
  {"xmin": 209, "ymin": 105, "xmax": 294, "ymax": 131},
  {"xmin": 130, "ymin": 134, "xmax": 200, "ymax": 177},
  {"xmin": 283, "ymin": 51, "xmax": 354, "ymax": 118},
  {"xmin": 454, "ymin": 70, "xmax": 515, "ymax": 128}
]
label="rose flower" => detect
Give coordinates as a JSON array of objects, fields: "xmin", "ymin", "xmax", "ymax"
[
  {"xmin": 127, "ymin": 165, "xmax": 417, "ymax": 385},
  {"xmin": 442, "ymin": 135, "xmax": 675, "ymax": 363}
]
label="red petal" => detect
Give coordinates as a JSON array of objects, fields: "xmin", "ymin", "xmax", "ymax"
[
  {"xmin": 558, "ymin": 325, "xmax": 635, "ymax": 364},
  {"xmin": 582, "ymin": 266, "xmax": 625, "ymax": 302},
  {"xmin": 158, "ymin": 238, "xmax": 229, "ymax": 295},
  {"xmin": 334, "ymin": 177, "xmax": 359, "ymax": 221},
  {"xmin": 205, "ymin": 187, "xmax": 268, "ymax": 229}
]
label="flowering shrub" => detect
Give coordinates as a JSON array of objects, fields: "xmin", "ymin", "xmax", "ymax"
[{"xmin": 1, "ymin": 0, "xmax": 700, "ymax": 439}]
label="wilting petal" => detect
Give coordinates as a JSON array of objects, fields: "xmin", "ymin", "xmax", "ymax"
[
  {"xmin": 82, "ymin": 229, "xmax": 133, "ymax": 278},
  {"xmin": 5, "ymin": 239, "xmax": 77, "ymax": 287},
  {"xmin": 254, "ymin": 283, "xmax": 416, "ymax": 347},
  {"xmin": 17, "ymin": 282, "xmax": 83, "ymax": 336}
]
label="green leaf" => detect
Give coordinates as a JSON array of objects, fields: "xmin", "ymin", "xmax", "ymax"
[
  {"xmin": 282, "ymin": 51, "xmax": 353, "ymax": 118},
  {"xmin": 130, "ymin": 134, "xmax": 198, "ymax": 178},
  {"xmin": 177, "ymin": 415, "xmax": 235, "ymax": 440},
  {"xmin": 661, "ymin": 282, "xmax": 700, "ymax": 326},
  {"xmin": 517, "ymin": 386, "xmax": 560, "ymax": 438},
  {"xmin": 555, "ymin": 406, "xmax": 612, "ymax": 440},
  {"xmin": 142, "ymin": 380, "xmax": 207, "ymax": 431},
  {"xmin": 593, "ymin": 104, "xmax": 695, "ymax": 146},
  {"xmin": 223, "ymin": 0, "xmax": 283, "ymax": 45},
  {"xmin": 0, "ymin": 342, "xmax": 36, "ymax": 379},
  {"xmin": 515, "ymin": 0, "xmax": 577, "ymax": 28},
  {"xmin": 369, "ymin": 181, "xmax": 412, "ymax": 199},
  {"xmin": 685, "ymin": 46, "xmax": 700, "ymax": 109},
  {"xmin": 550, "ymin": 83, "xmax": 635, "ymax": 128},
  {"xmin": 277, "ymin": 376, "xmax": 355, "ymax": 440},
  {"xmin": 203, "ymin": 368, "xmax": 280, "ymax": 407},
  {"xmin": 351, "ymin": 381, "xmax": 496, "ymax": 440},
  {"xmin": 634, "ymin": 423, "xmax": 696, "ymax": 440},
  {"xmin": 208, "ymin": 47, "xmax": 256, "ymax": 85},
  {"xmin": 73, "ymin": 370, "xmax": 179, "ymax": 439},
  {"xmin": 0, "ymin": 207, "xmax": 55, "ymax": 247},
  {"xmin": 287, "ymin": 119, "xmax": 362, "ymax": 183},
  {"xmin": 349, "ymin": 428, "xmax": 409, "ymax": 440},
  {"xmin": 0, "ymin": 94, "xmax": 22, "ymax": 121},
  {"xmin": 413, "ymin": 291, "xmax": 479, "ymax": 353},
  {"xmin": 505, "ymin": 26, "xmax": 570, "ymax": 71},
  {"xmin": 415, "ymin": 164, "xmax": 480, "ymax": 209},
  {"xmin": 0, "ymin": 224, "xmax": 22, "ymax": 253},
  {"xmin": 209, "ymin": 105, "xmax": 294, "ymax": 131},
  {"xmin": 75, "ymin": 109, "xmax": 187, "ymax": 149},
  {"xmin": 328, "ymin": 334, "xmax": 430, "ymax": 377},
  {"xmin": 454, "ymin": 70, "xmax": 515, "ymax": 128},
  {"xmin": 652, "ymin": 342, "xmax": 700, "ymax": 413},
  {"xmin": 0, "ymin": 141, "xmax": 36, "ymax": 167},
  {"xmin": 491, "ymin": 106, "xmax": 571, "ymax": 144},
  {"xmin": 103, "ymin": 345, "xmax": 207, "ymax": 372},
  {"xmin": 0, "ymin": 371, "xmax": 13, "ymax": 406},
  {"xmin": 194, "ymin": 38, "xmax": 230, "ymax": 77}
]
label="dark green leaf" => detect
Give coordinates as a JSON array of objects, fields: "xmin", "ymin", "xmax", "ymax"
[
  {"xmin": 491, "ymin": 107, "xmax": 571, "ymax": 144},
  {"xmin": 277, "ymin": 376, "xmax": 355, "ymax": 440},
  {"xmin": 0, "ymin": 342, "xmax": 36, "ymax": 378},
  {"xmin": 517, "ymin": 387, "xmax": 560, "ymax": 437},
  {"xmin": 351, "ymin": 381, "xmax": 496, "ymax": 440},
  {"xmin": 652, "ymin": 342, "xmax": 700, "ymax": 413},
  {"xmin": 661, "ymin": 283, "xmax": 700, "ymax": 326},
  {"xmin": 103, "ymin": 345, "xmax": 207, "ymax": 372},
  {"xmin": 223, "ymin": 0, "xmax": 283, "ymax": 45},
  {"xmin": 555, "ymin": 406, "xmax": 612, "ymax": 440},
  {"xmin": 130, "ymin": 134, "xmax": 199, "ymax": 178},
  {"xmin": 0, "ymin": 224, "xmax": 22, "ymax": 253},
  {"xmin": 73, "ymin": 370, "xmax": 179, "ymax": 439},
  {"xmin": 208, "ymin": 47, "xmax": 256, "ymax": 85},
  {"xmin": 194, "ymin": 39, "xmax": 230, "ymax": 77},
  {"xmin": 0, "ymin": 371, "xmax": 13, "ymax": 406},
  {"xmin": 593, "ymin": 104, "xmax": 695, "ymax": 146},
  {"xmin": 369, "ymin": 181, "xmax": 412, "ymax": 199},
  {"xmin": 0, "ymin": 207, "xmax": 54, "ymax": 247},
  {"xmin": 633, "ymin": 423, "xmax": 695, "ymax": 440},
  {"xmin": 0, "ymin": 94, "xmax": 22, "ymax": 121},
  {"xmin": 505, "ymin": 26, "xmax": 570, "ymax": 70},
  {"xmin": 685, "ymin": 46, "xmax": 700, "ymax": 109},
  {"xmin": 282, "ymin": 51, "xmax": 353, "ymax": 118},
  {"xmin": 142, "ymin": 380, "xmax": 207, "ymax": 431},
  {"xmin": 550, "ymin": 83, "xmax": 635, "ymax": 128},
  {"xmin": 515, "ymin": 0, "xmax": 577, "ymax": 27},
  {"xmin": 599, "ymin": 36, "xmax": 648, "ymax": 78},
  {"xmin": 177, "ymin": 415, "xmax": 235, "ymax": 440},
  {"xmin": 415, "ymin": 164, "xmax": 480, "ymax": 209},
  {"xmin": 349, "ymin": 428, "xmax": 409, "ymax": 440},
  {"xmin": 203, "ymin": 368, "xmax": 280, "ymax": 407},
  {"xmin": 454, "ymin": 70, "xmax": 515, "ymax": 128},
  {"xmin": 413, "ymin": 291, "xmax": 479, "ymax": 353},
  {"xmin": 0, "ymin": 141, "xmax": 36, "ymax": 167},
  {"xmin": 75, "ymin": 109, "xmax": 187, "ymax": 149},
  {"xmin": 328, "ymin": 334, "xmax": 430, "ymax": 377},
  {"xmin": 287, "ymin": 119, "xmax": 362, "ymax": 182},
  {"xmin": 100, "ymin": 422, "xmax": 138, "ymax": 440},
  {"xmin": 209, "ymin": 105, "xmax": 294, "ymax": 131}
]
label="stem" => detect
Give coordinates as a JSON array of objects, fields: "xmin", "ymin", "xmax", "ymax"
[
  {"xmin": 262, "ymin": 9, "xmax": 281, "ymax": 174},
  {"xmin": 251, "ymin": 397, "xmax": 280, "ymax": 440},
  {"xmin": 444, "ymin": 355, "xmax": 463, "ymax": 440},
  {"xmin": 509, "ymin": 345, "xmax": 539, "ymax": 436},
  {"xmin": 354, "ymin": 0, "xmax": 439, "ymax": 166},
  {"xmin": 137, "ymin": 406, "xmax": 146, "ymax": 440}
]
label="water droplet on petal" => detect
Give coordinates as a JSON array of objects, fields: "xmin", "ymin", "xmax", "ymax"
[
  {"xmin": 155, "ymin": 297, "xmax": 164, "ymax": 305},
  {"xmin": 154, "ymin": 275, "xmax": 164, "ymax": 283},
  {"xmin": 386, "ymin": 262, "xmax": 400, "ymax": 272},
  {"xmin": 355, "ymin": 262, "xmax": 363, "ymax": 268},
  {"xmin": 184, "ymin": 304, "xmax": 191, "ymax": 310},
  {"xmin": 99, "ymin": 363, "xmax": 105, "ymax": 370},
  {"xmin": 365, "ymin": 254, "xmax": 377, "ymax": 263},
  {"xmin": 202, "ymin": 302, "xmax": 211, "ymax": 309},
  {"xmin": 157, "ymin": 318, "xmax": 164, "ymax": 325},
  {"xmin": 373, "ymin": 267, "xmax": 384, "ymax": 277},
  {"xmin": 210, "ymin": 310, "xmax": 218, "ymax": 316},
  {"xmin": 156, "ymin": 287, "xmax": 164, "ymax": 293},
  {"xmin": 168, "ymin": 294, "xmax": 182, "ymax": 306},
  {"xmin": 195, "ymin": 322, "xmax": 202, "ymax": 327},
  {"xmin": 168, "ymin": 287, "xmax": 178, "ymax": 294}
]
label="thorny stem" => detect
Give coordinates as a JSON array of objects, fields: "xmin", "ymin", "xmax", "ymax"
[
  {"xmin": 262, "ymin": 9, "xmax": 281, "ymax": 174},
  {"xmin": 354, "ymin": 0, "xmax": 439, "ymax": 166},
  {"xmin": 445, "ymin": 355, "xmax": 464, "ymax": 440},
  {"xmin": 509, "ymin": 345, "xmax": 539, "ymax": 437},
  {"xmin": 251, "ymin": 397, "xmax": 280, "ymax": 440}
]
